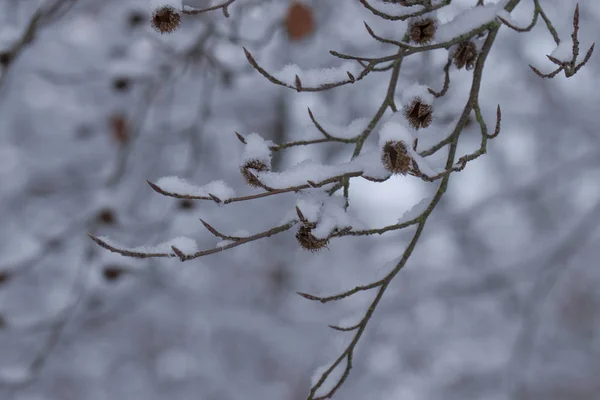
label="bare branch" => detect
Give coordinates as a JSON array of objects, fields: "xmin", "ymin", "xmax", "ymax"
[
  {"xmin": 88, "ymin": 234, "xmax": 173, "ymax": 259},
  {"xmin": 328, "ymin": 322, "xmax": 362, "ymax": 332},
  {"xmin": 297, "ymin": 280, "xmax": 384, "ymax": 304},
  {"xmin": 0, "ymin": 0, "xmax": 79, "ymax": 91},
  {"xmin": 497, "ymin": 8, "xmax": 539, "ymax": 32},
  {"xmin": 88, "ymin": 220, "xmax": 298, "ymax": 261},
  {"xmin": 147, "ymin": 170, "xmax": 369, "ymax": 204},
  {"xmin": 243, "ymin": 48, "xmax": 374, "ymax": 92},
  {"xmin": 307, "ymin": 108, "xmax": 357, "ymax": 143},
  {"xmin": 200, "ymin": 219, "xmax": 245, "ymax": 241},
  {"xmin": 182, "ymin": 0, "xmax": 236, "ymax": 18},
  {"xmin": 359, "ymin": 0, "xmax": 450, "ymax": 21},
  {"xmin": 428, "ymin": 59, "xmax": 452, "ymax": 98}
]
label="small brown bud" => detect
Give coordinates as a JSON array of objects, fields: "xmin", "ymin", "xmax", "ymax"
[
  {"xmin": 241, "ymin": 159, "xmax": 270, "ymax": 187},
  {"xmin": 128, "ymin": 11, "xmax": 146, "ymax": 28},
  {"xmin": 0, "ymin": 52, "xmax": 12, "ymax": 67},
  {"xmin": 381, "ymin": 141, "xmax": 412, "ymax": 175},
  {"xmin": 102, "ymin": 265, "xmax": 127, "ymax": 282},
  {"xmin": 453, "ymin": 41, "xmax": 478, "ymax": 70},
  {"xmin": 97, "ymin": 208, "xmax": 116, "ymax": 225},
  {"xmin": 0, "ymin": 270, "xmax": 11, "ymax": 285},
  {"xmin": 296, "ymin": 223, "xmax": 328, "ymax": 252},
  {"xmin": 409, "ymin": 18, "xmax": 437, "ymax": 45},
  {"xmin": 403, "ymin": 98, "xmax": 433, "ymax": 130},
  {"xmin": 178, "ymin": 199, "xmax": 194, "ymax": 210},
  {"xmin": 113, "ymin": 77, "xmax": 130, "ymax": 92},
  {"xmin": 151, "ymin": 6, "xmax": 181, "ymax": 34},
  {"xmin": 110, "ymin": 114, "xmax": 129, "ymax": 144}
]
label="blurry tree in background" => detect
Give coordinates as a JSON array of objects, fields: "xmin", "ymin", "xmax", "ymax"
[{"xmin": 0, "ymin": 1, "xmax": 598, "ymax": 400}]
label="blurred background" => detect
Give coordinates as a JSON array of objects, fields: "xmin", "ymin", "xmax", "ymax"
[{"xmin": 0, "ymin": 0, "xmax": 599, "ymax": 399}]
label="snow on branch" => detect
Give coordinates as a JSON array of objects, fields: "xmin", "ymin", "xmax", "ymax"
[
  {"xmin": 89, "ymin": 220, "xmax": 298, "ymax": 261},
  {"xmin": 243, "ymin": 48, "xmax": 374, "ymax": 92},
  {"xmin": 527, "ymin": 4, "xmax": 595, "ymax": 79},
  {"xmin": 90, "ymin": 1, "xmax": 597, "ymax": 399},
  {"xmin": 148, "ymin": 177, "xmax": 235, "ymax": 202}
]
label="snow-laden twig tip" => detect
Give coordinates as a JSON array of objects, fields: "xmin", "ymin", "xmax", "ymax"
[{"xmin": 171, "ymin": 246, "xmax": 185, "ymax": 260}]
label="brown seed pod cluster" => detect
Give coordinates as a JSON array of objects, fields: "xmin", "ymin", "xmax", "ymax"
[
  {"xmin": 151, "ymin": 6, "xmax": 181, "ymax": 34},
  {"xmin": 296, "ymin": 223, "xmax": 329, "ymax": 252},
  {"xmin": 241, "ymin": 159, "xmax": 270, "ymax": 187},
  {"xmin": 403, "ymin": 98, "xmax": 433, "ymax": 130},
  {"xmin": 381, "ymin": 140, "xmax": 412, "ymax": 175},
  {"xmin": 409, "ymin": 18, "xmax": 437, "ymax": 45},
  {"xmin": 453, "ymin": 41, "xmax": 478, "ymax": 70}
]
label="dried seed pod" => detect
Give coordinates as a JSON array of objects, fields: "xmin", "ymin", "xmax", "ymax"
[
  {"xmin": 241, "ymin": 159, "xmax": 270, "ymax": 187},
  {"xmin": 151, "ymin": 5, "xmax": 181, "ymax": 34},
  {"xmin": 409, "ymin": 18, "xmax": 437, "ymax": 45},
  {"xmin": 296, "ymin": 223, "xmax": 328, "ymax": 252},
  {"xmin": 403, "ymin": 98, "xmax": 433, "ymax": 130},
  {"xmin": 453, "ymin": 41, "xmax": 478, "ymax": 70},
  {"xmin": 381, "ymin": 141, "xmax": 412, "ymax": 175}
]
